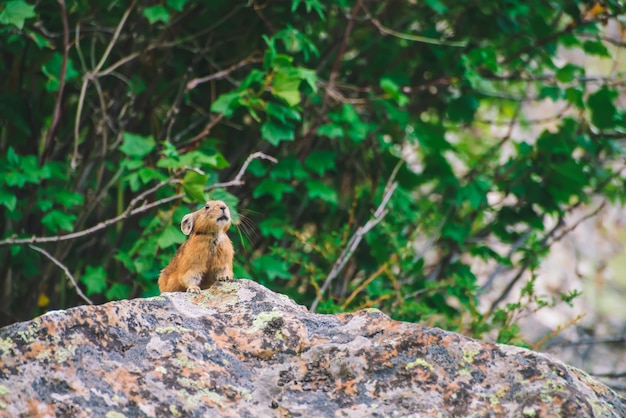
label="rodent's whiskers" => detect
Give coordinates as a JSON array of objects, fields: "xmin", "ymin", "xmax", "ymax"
[{"xmin": 233, "ymin": 213, "xmax": 258, "ymax": 251}]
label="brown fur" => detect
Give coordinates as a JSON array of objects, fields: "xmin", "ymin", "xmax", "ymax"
[{"xmin": 158, "ymin": 200, "xmax": 234, "ymax": 293}]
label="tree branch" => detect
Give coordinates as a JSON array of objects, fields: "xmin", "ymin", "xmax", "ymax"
[
  {"xmin": 361, "ymin": 2, "xmax": 467, "ymax": 47},
  {"xmin": 0, "ymin": 152, "xmax": 276, "ymax": 246},
  {"xmin": 29, "ymin": 245, "xmax": 93, "ymax": 305},
  {"xmin": 485, "ymin": 201, "xmax": 606, "ymax": 317},
  {"xmin": 186, "ymin": 56, "xmax": 262, "ymax": 91},
  {"xmin": 311, "ymin": 161, "xmax": 401, "ymax": 312},
  {"xmin": 71, "ymin": 0, "xmax": 138, "ymax": 169}
]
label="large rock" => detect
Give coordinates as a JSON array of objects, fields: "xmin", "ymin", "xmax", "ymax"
[{"xmin": 0, "ymin": 280, "xmax": 624, "ymax": 417}]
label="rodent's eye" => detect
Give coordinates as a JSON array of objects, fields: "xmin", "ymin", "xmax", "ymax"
[{"xmin": 204, "ymin": 204, "xmax": 210, "ymax": 210}]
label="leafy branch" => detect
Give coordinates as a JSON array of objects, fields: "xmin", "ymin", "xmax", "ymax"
[{"xmin": 0, "ymin": 152, "xmax": 276, "ymax": 246}]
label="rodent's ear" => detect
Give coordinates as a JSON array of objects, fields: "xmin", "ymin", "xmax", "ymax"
[{"xmin": 181, "ymin": 213, "xmax": 195, "ymax": 235}]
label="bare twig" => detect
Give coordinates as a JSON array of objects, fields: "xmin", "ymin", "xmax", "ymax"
[
  {"xmin": 219, "ymin": 151, "xmax": 277, "ymax": 185},
  {"xmin": 0, "ymin": 152, "xmax": 276, "ymax": 246},
  {"xmin": 93, "ymin": 0, "xmax": 138, "ymax": 74},
  {"xmin": 556, "ymin": 335, "xmax": 626, "ymax": 347},
  {"xmin": 341, "ymin": 257, "xmax": 394, "ymax": 309},
  {"xmin": 531, "ymin": 313, "xmax": 586, "ymax": 350},
  {"xmin": 29, "ymin": 245, "xmax": 93, "ymax": 305},
  {"xmin": 311, "ymin": 161, "xmax": 402, "ymax": 312},
  {"xmin": 361, "ymin": 2, "xmax": 467, "ymax": 47},
  {"xmin": 71, "ymin": 0, "xmax": 138, "ymax": 169},
  {"xmin": 549, "ymin": 201, "xmax": 606, "ymax": 243},
  {"xmin": 186, "ymin": 56, "xmax": 263, "ymax": 91},
  {"xmin": 485, "ymin": 201, "xmax": 605, "ymax": 317},
  {"xmin": 590, "ymin": 371, "xmax": 626, "ymax": 379},
  {"xmin": 178, "ymin": 114, "xmax": 224, "ymax": 153}
]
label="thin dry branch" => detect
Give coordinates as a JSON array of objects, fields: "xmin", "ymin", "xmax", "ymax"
[
  {"xmin": 71, "ymin": 0, "xmax": 138, "ymax": 169},
  {"xmin": 310, "ymin": 161, "xmax": 402, "ymax": 312},
  {"xmin": 0, "ymin": 152, "xmax": 276, "ymax": 247},
  {"xmin": 361, "ymin": 2, "xmax": 467, "ymax": 47},
  {"xmin": 186, "ymin": 56, "xmax": 263, "ymax": 91},
  {"xmin": 29, "ymin": 245, "xmax": 93, "ymax": 305},
  {"xmin": 484, "ymin": 200, "xmax": 606, "ymax": 317}
]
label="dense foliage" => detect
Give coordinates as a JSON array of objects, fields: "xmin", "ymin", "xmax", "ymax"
[{"xmin": 1, "ymin": 0, "xmax": 625, "ymax": 344}]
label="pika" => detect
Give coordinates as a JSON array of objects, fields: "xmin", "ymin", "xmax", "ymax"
[{"xmin": 158, "ymin": 200, "xmax": 234, "ymax": 293}]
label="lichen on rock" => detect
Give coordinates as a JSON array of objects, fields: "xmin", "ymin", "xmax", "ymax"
[{"xmin": 0, "ymin": 279, "xmax": 624, "ymax": 417}]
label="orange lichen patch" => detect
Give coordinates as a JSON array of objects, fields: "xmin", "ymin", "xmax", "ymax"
[
  {"xmin": 105, "ymin": 367, "xmax": 142, "ymax": 396},
  {"xmin": 335, "ymin": 379, "xmax": 358, "ymax": 396},
  {"xmin": 25, "ymin": 399, "xmax": 57, "ymax": 418}
]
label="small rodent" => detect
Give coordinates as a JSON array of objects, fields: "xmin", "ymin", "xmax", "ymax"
[{"xmin": 158, "ymin": 200, "xmax": 234, "ymax": 293}]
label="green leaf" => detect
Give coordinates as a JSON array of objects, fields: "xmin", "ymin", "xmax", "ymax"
[
  {"xmin": 210, "ymin": 91, "xmax": 240, "ymax": 117},
  {"xmin": 26, "ymin": 30, "xmax": 53, "ymax": 49},
  {"xmin": 555, "ymin": 64, "xmax": 582, "ymax": 83},
  {"xmin": 272, "ymin": 70, "xmax": 302, "ymax": 106},
  {"xmin": 317, "ymin": 123, "xmax": 344, "ymax": 139},
  {"xmin": 380, "ymin": 77, "xmax": 409, "ymax": 106},
  {"xmin": 458, "ymin": 183, "xmax": 486, "ymax": 209},
  {"xmin": 56, "ymin": 189, "xmax": 84, "ymax": 209},
  {"xmin": 442, "ymin": 221, "xmax": 470, "ymax": 243},
  {"xmin": 291, "ymin": 0, "xmax": 325, "ymax": 20},
  {"xmin": 105, "ymin": 283, "xmax": 132, "ymax": 300},
  {"xmin": 7, "ymin": 146, "xmax": 19, "ymax": 166},
  {"xmin": 252, "ymin": 179, "xmax": 294, "ymax": 201},
  {"xmin": 565, "ymin": 87, "xmax": 584, "ymax": 109},
  {"xmin": 121, "ymin": 159, "xmax": 144, "ymax": 171},
  {"xmin": 425, "ymin": 0, "xmax": 448, "ymax": 14},
  {"xmin": 0, "ymin": 187, "xmax": 17, "ymax": 211},
  {"xmin": 240, "ymin": 69, "xmax": 266, "ymax": 90},
  {"xmin": 41, "ymin": 53, "xmax": 79, "ymax": 92},
  {"xmin": 587, "ymin": 87, "xmax": 617, "ymax": 130},
  {"xmin": 582, "ymin": 40, "xmax": 610, "ymax": 57},
  {"xmin": 36, "ymin": 198, "xmax": 53, "ymax": 212},
  {"xmin": 294, "ymin": 67, "xmax": 317, "ymax": 92},
  {"xmin": 157, "ymin": 225, "xmax": 186, "ymax": 249},
  {"xmin": 41, "ymin": 210, "xmax": 76, "ymax": 233},
  {"xmin": 3, "ymin": 172, "xmax": 25, "ymax": 188},
  {"xmin": 538, "ymin": 85, "xmax": 561, "ymax": 101},
  {"xmin": 258, "ymin": 217, "xmax": 285, "ymax": 239},
  {"xmin": 304, "ymin": 150, "xmax": 336, "ymax": 175},
  {"xmin": 261, "ymin": 119, "xmax": 295, "ymax": 146},
  {"xmin": 0, "ymin": 0, "xmax": 36, "ymax": 29},
  {"xmin": 143, "ymin": 6, "xmax": 170, "ymax": 24},
  {"xmin": 182, "ymin": 171, "xmax": 208, "ymax": 202},
  {"xmin": 252, "ymin": 254, "xmax": 291, "ymax": 281},
  {"xmin": 447, "ymin": 95, "xmax": 479, "ymax": 123},
  {"xmin": 81, "ymin": 265, "xmax": 107, "ymax": 296},
  {"xmin": 305, "ymin": 180, "xmax": 338, "ymax": 204},
  {"xmin": 166, "ymin": 0, "xmax": 189, "ymax": 12},
  {"xmin": 266, "ymin": 101, "xmax": 301, "ymax": 123},
  {"xmin": 274, "ymin": 26, "xmax": 320, "ymax": 61},
  {"xmin": 120, "ymin": 132, "xmax": 156, "ymax": 159},
  {"xmin": 247, "ymin": 159, "xmax": 270, "ymax": 177},
  {"xmin": 270, "ymin": 156, "xmax": 307, "ymax": 180}
]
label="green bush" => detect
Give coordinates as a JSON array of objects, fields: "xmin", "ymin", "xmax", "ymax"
[{"xmin": 1, "ymin": 0, "xmax": 624, "ymax": 345}]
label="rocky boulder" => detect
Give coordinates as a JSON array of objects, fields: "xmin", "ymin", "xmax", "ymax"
[{"xmin": 0, "ymin": 279, "xmax": 624, "ymax": 417}]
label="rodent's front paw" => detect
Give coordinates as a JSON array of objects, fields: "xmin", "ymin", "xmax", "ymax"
[
  {"xmin": 186, "ymin": 285, "xmax": 201, "ymax": 293},
  {"xmin": 216, "ymin": 274, "xmax": 232, "ymax": 282}
]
